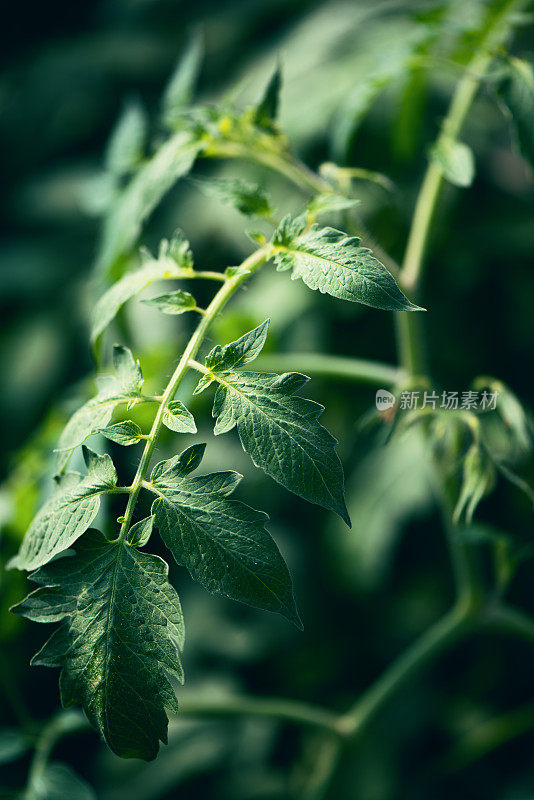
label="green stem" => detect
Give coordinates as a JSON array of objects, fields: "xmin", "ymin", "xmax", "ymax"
[
  {"xmin": 400, "ymin": 0, "xmax": 526, "ymax": 294},
  {"xmin": 184, "ymin": 270, "xmax": 227, "ymax": 283},
  {"xmin": 117, "ymin": 246, "xmax": 271, "ymax": 540},
  {"xmin": 439, "ymin": 702, "xmax": 534, "ymax": 773},
  {"xmin": 175, "ymin": 694, "xmax": 344, "ymax": 736},
  {"xmin": 206, "ymin": 141, "xmax": 401, "ymax": 276},
  {"xmin": 252, "ymin": 353, "xmax": 404, "ymax": 387},
  {"xmin": 395, "ymin": 0, "xmax": 527, "ymax": 379},
  {"xmin": 24, "ymin": 710, "xmax": 87, "ymax": 798},
  {"xmin": 337, "ymin": 604, "xmax": 473, "ymax": 737},
  {"xmin": 484, "ymin": 603, "xmax": 534, "ymax": 643}
]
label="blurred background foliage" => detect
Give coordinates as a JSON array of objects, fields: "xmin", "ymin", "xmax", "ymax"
[{"xmin": 1, "ymin": 0, "xmax": 534, "ymax": 798}]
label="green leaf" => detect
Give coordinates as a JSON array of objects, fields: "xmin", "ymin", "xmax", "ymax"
[
  {"xmin": 8, "ymin": 450, "xmax": 118, "ymax": 571},
  {"xmin": 331, "ymin": 77, "xmax": 394, "ymax": 159},
  {"xmin": 254, "ymin": 64, "xmax": 282, "ymax": 131},
  {"xmin": 306, "ymin": 193, "xmax": 359, "ymax": 222},
  {"xmin": 198, "ymin": 325, "xmax": 349, "ymax": 522},
  {"xmin": 105, "ymin": 100, "xmax": 147, "ymax": 177},
  {"xmin": 128, "ymin": 515, "xmax": 154, "ymax": 547},
  {"xmin": 149, "ymin": 449, "xmax": 300, "ymax": 627},
  {"xmin": 55, "ymin": 393, "xmax": 122, "ymax": 472},
  {"xmin": 95, "ymin": 131, "xmax": 201, "ymax": 279},
  {"xmin": 163, "ymin": 401, "xmax": 197, "ymax": 434},
  {"xmin": 13, "ymin": 530, "xmax": 185, "ymax": 761},
  {"xmin": 453, "ymin": 444, "xmax": 495, "ymax": 524},
  {"xmin": 142, "ymin": 289, "xmax": 198, "ymax": 315},
  {"xmin": 431, "ymin": 138, "xmax": 475, "ymax": 187},
  {"xmin": 162, "ymin": 31, "xmax": 204, "ymax": 129},
  {"xmin": 208, "ymin": 369, "xmax": 350, "ymax": 524},
  {"xmin": 55, "ymin": 348, "xmax": 145, "ymax": 470},
  {"xmin": 272, "ymin": 217, "xmax": 420, "ymax": 312},
  {"xmin": 112, "ymin": 345, "xmax": 144, "ymax": 396},
  {"xmin": 194, "ymin": 177, "xmax": 274, "ymax": 219},
  {"xmin": 498, "ymin": 57, "xmax": 534, "ymax": 169},
  {"xmin": 151, "ymin": 443, "xmax": 206, "ymax": 483},
  {"xmin": 203, "ymin": 319, "xmax": 270, "ymax": 374},
  {"xmin": 92, "ymin": 233, "xmax": 194, "ymax": 342},
  {"xmin": 100, "ymin": 420, "xmax": 144, "ymax": 446}
]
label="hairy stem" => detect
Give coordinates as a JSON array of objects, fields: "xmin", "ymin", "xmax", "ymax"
[{"xmin": 117, "ymin": 247, "xmax": 271, "ymax": 541}]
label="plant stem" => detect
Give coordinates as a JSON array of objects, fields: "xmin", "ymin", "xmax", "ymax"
[
  {"xmin": 252, "ymin": 353, "xmax": 404, "ymax": 387},
  {"xmin": 337, "ymin": 604, "xmax": 473, "ymax": 737},
  {"xmin": 400, "ymin": 0, "xmax": 526, "ymax": 294},
  {"xmin": 24, "ymin": 710, "xmax": 87, "ymax": 798},
  {"xmin": 117, "ymin": 246, "xmax": 271, "ymax": 540},
  {"xmin": 395, "ymin": 0, "xmax": 528, "ymax": 378},
  {"xmin": 175, "ymin": 694, "xmax": 344, "ymax": 735},
  {"xmin": 484, "ymin": 603, "xmax": 534, "ymax": 643}
]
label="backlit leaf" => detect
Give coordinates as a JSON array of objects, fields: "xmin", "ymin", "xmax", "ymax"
[
  {"xmin": 13, "ymin": 530, "xmax": 185, "ymax": 761},
  {"xmin": 142, "ymin": 289, "xmax": 197, "ymax": 315},
  {"xmin": 163, "ymin": 401, "xmax": 197, "ymax": 434},
  {"xmin": 272, "ymin": 217, "xmax": 421, "ymax": 311},
  {"xmin": 8, "ymin": 450, "xmax": 119, "ymax": 571}
]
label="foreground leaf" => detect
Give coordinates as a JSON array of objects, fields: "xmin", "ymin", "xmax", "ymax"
[
  {"xmin": 163, "ymin": 401, "xmax": 197, "ymax": 434},
  {"xmin": 55, "ymin": 346, "xmax": 145, "ymax": 470},
  {"xmin": 13, "ymin": 530, "xmax": 185, "ymax": 761},
  {"xmin": 198, "ymin": 322, "xmax": 350, "ymax": 523},
  {"xmin": 272, "ymin": 217, "xmax": 420, "ymax": 311},
  {"xmin": 8, "ymin": 448, "xmax": 118, "ymax": 571},
  {"xmin": 100, "ymin": 420, "xmax": 144, "ymax": 446},
  {"xmin": 213, "ymin": 370, "xmax": 350, "ymax": 525},
  {"xmin": 149, "ymin": 446, "xmax": 300, "ymax": 625}
]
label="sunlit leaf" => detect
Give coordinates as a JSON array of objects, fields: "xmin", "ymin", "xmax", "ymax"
[{"xmin": 14, "ymin": 530, "xmax": 185, "ymax": 761}]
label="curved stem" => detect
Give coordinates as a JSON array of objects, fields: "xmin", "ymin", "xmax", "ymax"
[
  {"xmin": 483, "ymin": 603, "xmax": 534, "ymax": 643},
  {"xmin": 117, "ymin": 246, "xmax": 271, "ymax": 540},
  {"xmin": 175, "ymin": 694, "xmax": 344, "ymax": 736},
  {"xmin": 337, "ymin": 604, "xmax": 473, "ymax": 737},
  {"xmin": 252, "ymin": 353, "xmax": 404, "ymax": 386},
  {"xmin": 24, "ymin": 710, "xmax": 87, "ymax": 798}
]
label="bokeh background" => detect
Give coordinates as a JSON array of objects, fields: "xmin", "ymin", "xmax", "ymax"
[{"xmin": 1, "ymin": 1, "xmax": 534, "ymax": 798}]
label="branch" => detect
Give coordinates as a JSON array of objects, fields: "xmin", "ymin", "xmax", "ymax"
[
  {"xmin": 484, "ymin": 604, "xmax": 534, "ymax": 644},
  {"xmin": 175, "ymin": 694, "xmax": 345, "ymax": 736},
  {"xmin": 337, "ymin": 604, "xmax": 473, "ymax": 737},
  {"xmin": 117, "ymin": 245, "xmax": 272, "ymax": 540},
  {"xmin": 253, "ymin": 353, "xmax": 403, "ymax": 387}
]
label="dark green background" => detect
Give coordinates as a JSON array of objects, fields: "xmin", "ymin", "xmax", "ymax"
[{"xmin": 1, "ymin": 1, "xmax": 533, "ymax": 798}]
